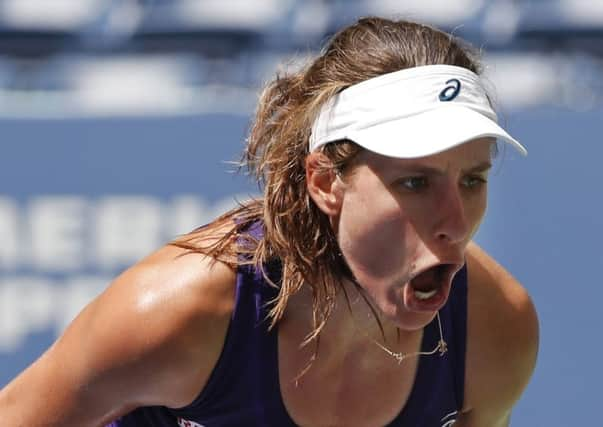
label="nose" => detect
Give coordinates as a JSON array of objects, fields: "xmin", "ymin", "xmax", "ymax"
[{"xmin": 432, "ymin": 186, "xmax": 470, "ymax": 246}]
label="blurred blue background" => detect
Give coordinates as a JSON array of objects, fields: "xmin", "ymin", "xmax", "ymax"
[{"xmin": 1, "ymin": 1, "xmax": 601, "ymax": 425}]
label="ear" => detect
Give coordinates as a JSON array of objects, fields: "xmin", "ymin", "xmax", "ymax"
[{"xmin": 306, "ymin": 152, "xmax": 344, "ymax": 217}]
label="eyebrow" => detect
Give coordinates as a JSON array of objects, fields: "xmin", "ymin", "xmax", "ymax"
[
  {"xmin": 398, "ymin": 161, "xmax": 493, "ymax": 175},
  {"xmin": 464, "ymin": 161, "xmax": 493, "ymax": 173}
]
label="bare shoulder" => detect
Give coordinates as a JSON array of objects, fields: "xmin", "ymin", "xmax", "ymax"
[
  {"xmin": 94, "ymin": 238, "xmax": 238, "ymax": 405},
  {"xmin": 0, "ymin": 223, "xmax": 238, "ymax": 426},
  {"xmin": 461, "ymin": 242, "xmax": 539, "ymax": 425}
]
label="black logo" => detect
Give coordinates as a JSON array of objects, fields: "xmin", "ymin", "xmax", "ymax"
[{"xmin": 438, "ymin": 79, "xmax": 461, "ymax": 101}]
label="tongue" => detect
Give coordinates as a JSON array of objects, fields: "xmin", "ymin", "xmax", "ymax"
[{"xmin": 410, "ymin": 268, "xmax": 440, "ymax": 292}]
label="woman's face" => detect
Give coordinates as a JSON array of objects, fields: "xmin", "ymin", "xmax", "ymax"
[{"xmin": 332, "ymin": 138, "xmax": 492, "ymax": 331}]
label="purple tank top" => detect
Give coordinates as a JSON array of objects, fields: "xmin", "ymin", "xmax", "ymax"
[{"xmin": 108, "ymin": 222, "xmax": 467, "ymax": 426}]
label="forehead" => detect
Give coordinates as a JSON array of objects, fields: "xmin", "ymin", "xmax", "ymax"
[{"xmin": 355, "ymin": 137, "xmax": 495, "ymax": 172}]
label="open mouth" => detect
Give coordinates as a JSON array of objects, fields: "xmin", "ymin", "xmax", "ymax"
[
  {"xmin": 404, "ymin": 263, "xmax": 460, "ymax": 311},
  {"xmin": 410, "ymin": 264, "xmax": 450, "ymax": 299}
]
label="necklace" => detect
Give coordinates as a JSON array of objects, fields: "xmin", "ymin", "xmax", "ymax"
[{"xmin": 370, "ymin": 312, "xmax": 448, "ymax": 364}]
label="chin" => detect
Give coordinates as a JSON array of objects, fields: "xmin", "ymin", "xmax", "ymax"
[
  {"xmin": 376, "ymin": 296, "xmax": 438, "ymax": 331},
  {"xmin": 392, "ymin": 310, "xmax": 438, "ymax": 332}
]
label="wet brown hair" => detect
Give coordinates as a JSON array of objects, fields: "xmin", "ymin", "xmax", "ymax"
[{"xmin": 173, "ymin": 16, "xmax": 482, "ymax": 346}]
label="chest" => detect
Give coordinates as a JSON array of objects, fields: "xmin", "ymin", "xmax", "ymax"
[{"xmin": 277, "ymin": 325, "xmax": 422, "ymax": 427}]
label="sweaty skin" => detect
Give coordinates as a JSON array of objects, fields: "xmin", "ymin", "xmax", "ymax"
[{"xmin": 0, "ymin": 140, "xmax": 538, "ymax": 427}]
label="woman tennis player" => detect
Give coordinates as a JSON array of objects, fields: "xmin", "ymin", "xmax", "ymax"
[{"xmin": 1, "ymin": 16, "xmax": 538, "ymax": 426}]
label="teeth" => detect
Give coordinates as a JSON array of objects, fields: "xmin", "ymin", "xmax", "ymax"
[{"xmin": 414, "ymin": 289, "xmax": 438, "ymax": 300}]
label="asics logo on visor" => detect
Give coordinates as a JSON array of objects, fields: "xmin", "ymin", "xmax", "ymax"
[{"xmin": 438, "ymin": 78, "xmax": 461, "ymax": 101}]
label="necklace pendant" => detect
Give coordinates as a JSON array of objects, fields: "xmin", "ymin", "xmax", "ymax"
[
  {"xmin": 438, "ymin": 340, "xmax": 448, "ymax": 356},
  {"xmin": 394, "ymin": 353, "xmax": 406, "ymax": 364}
]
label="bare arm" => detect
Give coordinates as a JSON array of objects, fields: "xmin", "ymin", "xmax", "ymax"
[
  {"xmin": 0, "ymin": 244, "xmax": 236, "ymax": 427},
  {"xmin": 457, "ymin": 242, "xmax": 539, "ymax": 427}
]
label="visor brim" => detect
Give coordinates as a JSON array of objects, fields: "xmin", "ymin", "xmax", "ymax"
[{"xmin": 342, "ymin": 105, "xmax": 527, "ymax": 159}]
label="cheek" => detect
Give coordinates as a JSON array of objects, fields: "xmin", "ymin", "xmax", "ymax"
[
  {"xmin": 337, "ymin": 189, "xmax": 417, "ymax": 282},
  {"xmin": 467, "ymin": 191, "xmax": 488, "ymax": 237}
]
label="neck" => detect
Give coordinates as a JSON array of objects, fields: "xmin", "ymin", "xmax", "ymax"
[{"xmin": 283, "ymin": 279, "xmax": 422, "ymax": 358}]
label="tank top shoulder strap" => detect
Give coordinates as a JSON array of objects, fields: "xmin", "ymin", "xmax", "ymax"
[{"xmin": 169, "ymin": 219, "xmax": 293, "ymax": 425}]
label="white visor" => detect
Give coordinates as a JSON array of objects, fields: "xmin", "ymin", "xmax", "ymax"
[{"xmin": 309, "ymin": 64, "xmax": 527, "ymax": 158}]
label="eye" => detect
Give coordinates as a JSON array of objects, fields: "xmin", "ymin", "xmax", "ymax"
[
  {"xmin": 461, "ymin": 174, "xmax": 488, "ymax": 189},
  {"xmin": 398, "ymin": 176, "xmax": 428, "ymax": 191}
]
